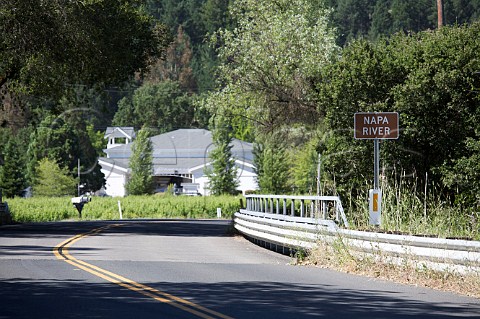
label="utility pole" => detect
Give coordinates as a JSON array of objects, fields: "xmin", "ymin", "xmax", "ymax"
[
  {"xmin": 78, "ymin": 158, "xmax": 81, "ymax": 196},
  {"xmin": 437, "ymin": 0, "xmax": 444, "ymax": 28}
]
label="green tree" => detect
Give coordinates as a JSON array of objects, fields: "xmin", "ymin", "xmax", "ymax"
[
  {"xmin": 0, "ymin": 0, "xmax": 168, "ymax": 98},
  {"xmin": 205, "ymin": 117, "xmax": 238, "ymax": 195},
  {"xmin": 369, "ymin": 0, "xmax": 394, "ymax": 41},
  {"xmin": 126, "ymin": 128, "xmax": 154, "ymax": 195},
  {"xmin": 331, "ymin": 0, "xmax": 375, "ymax": 45},
  {"xmin": 34, "ymin": 158, "xmax": 77, "ymax": 197},
  {"xmin": 254, "ymin": 143, "xmax": 291, "ymax": 194},
  {"xmin": 291, "ymin": 138, "xmax": 319, "ymax": 194},
  {"xmin": 0, "ymin": 137, "xmax": 27, "ymax": 198},
  {"xmin": 27, "ymin": 112, "xmax": 105, "ymax": 193},
  {"xmin": 113, "ymin": 81, "xmax": 195, "ymax": 133},
  {"xmin": 317, "ymin": 23, "xmax": 480, "ymax": 196},
  {"xmin": 442, "ymin": 134, "xmax": 480, "ymax": 208},
  {"xmin": 204, "ymin": 0, "xmax": 339, "ymax": 133}
]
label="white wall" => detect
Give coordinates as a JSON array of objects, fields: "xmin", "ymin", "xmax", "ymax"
[
  {"xmin": 102, "ymin": 171, "xmax": 127, "ymax": 197},
  {"xmin": 192, "ymin": 163, "xmax": 258, "ymax": 196}
]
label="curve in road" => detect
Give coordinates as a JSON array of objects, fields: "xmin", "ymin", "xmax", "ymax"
[{"xmin": 53, "ymin": 223, "xmax": 233, "ymax": 319}]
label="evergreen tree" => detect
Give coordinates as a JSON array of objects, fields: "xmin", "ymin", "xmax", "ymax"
[
  {"xmin": 369, "ymin": 0, "xmax": 394, "ymax": 41},
  {"xmin": 34, "ymin": 158, "xmax": 77, "ymax": 197},
  {"xmin": 254, "ymin": 140, "xmax": 291, "ymax": 194},
  {"xmin": 126, "ymin": 128, "xmax": 154, "ymax": 195},
  {"xmin": 0, "ymin": 137, "xmax": 27, "ymax": 198},
  {"xmin": 206, "ymin": 117, "xmax": 238, "ymax": 195},
  {"xmin": 144, "ymin": 26, "xmax": 197, "ymax": 93}
]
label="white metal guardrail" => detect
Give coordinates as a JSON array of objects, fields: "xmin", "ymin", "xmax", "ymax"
[{"xmin": 235, "ymin": 195, "xmax": 480, "ymax": 274}]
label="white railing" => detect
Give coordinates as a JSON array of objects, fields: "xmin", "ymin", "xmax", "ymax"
[
  {"xmin": 244, "ymin": 194, "xmax": 349, "ymax": 228},
  {"xmin": 235, "ymin": 195, "xmax": 480, "ymax": 274}
]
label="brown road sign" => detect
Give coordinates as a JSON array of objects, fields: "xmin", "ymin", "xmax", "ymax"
[{"xmin": 354, "ymin": 112, "xmax": 399, "ymax": 139}]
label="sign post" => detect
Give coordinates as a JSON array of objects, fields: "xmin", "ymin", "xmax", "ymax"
[{"xmin": 354, "ymin": 112, "xmax": 399, "ymax": 226}]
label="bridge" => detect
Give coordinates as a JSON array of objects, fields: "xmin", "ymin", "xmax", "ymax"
[{"xmin": 235, "ymin": 194, "xmax": 480, "ymax": 274}]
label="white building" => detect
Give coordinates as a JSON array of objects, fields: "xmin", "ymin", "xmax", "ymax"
[{"xmin": 98, "ymin": 128, "xmax": 258, "ymax": 197}]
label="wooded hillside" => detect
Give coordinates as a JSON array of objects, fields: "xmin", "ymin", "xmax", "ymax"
[{"xmin": 1, "ymin": 0, "xmax": 480, "ymax": 235}]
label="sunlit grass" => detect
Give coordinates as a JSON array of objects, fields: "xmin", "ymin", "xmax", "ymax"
[{"xmin": 7, "ymin": 195, "xmax": 243, "ymax": 222}]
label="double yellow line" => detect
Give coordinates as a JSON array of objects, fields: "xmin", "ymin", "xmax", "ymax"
[{"xmin": 53, "ymin": 224, "xmax": 233, "ymax": 319}]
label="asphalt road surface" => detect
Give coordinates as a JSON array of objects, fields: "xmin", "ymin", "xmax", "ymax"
[{"xmin": 0, "ymin": 220, "xmax": 479, "ymax": 319}]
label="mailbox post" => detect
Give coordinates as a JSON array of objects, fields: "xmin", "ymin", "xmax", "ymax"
[
  {"xmin": 71, "ymin": 195, "xmax": 91, "ymax": 218},
  {"xmin": 354, "ymin": 112, "xmax": 399, "ymax": 226}
]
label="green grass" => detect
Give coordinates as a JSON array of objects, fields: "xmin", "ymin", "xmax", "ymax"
[
  {"xmin": 344, "ymin": 173, "xmax": 480, "ymax": 241},
  {"xmin": 7, "ymin": 195, "xmax": 244, "ymax": 223}
]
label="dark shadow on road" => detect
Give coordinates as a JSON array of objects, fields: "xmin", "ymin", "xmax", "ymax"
[
  {"xmin": 0, "ymin": 220, "xmax": 234, "ymax": 240},
  {"xmin": 0, "ymin": 278, "xmax": 478, "ymax": 319},
  {"xmin": 164, "ymin": 280, "xmax": 480, "ymax": 319}
]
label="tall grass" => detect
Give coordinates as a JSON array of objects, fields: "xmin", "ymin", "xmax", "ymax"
[
  {"xmin": 344, "ymin": 171, "xmax": 480, "ymax": 240},
  {"xmin": 7, "ymin": 195, "xmax": 243, "ymax": 223}
]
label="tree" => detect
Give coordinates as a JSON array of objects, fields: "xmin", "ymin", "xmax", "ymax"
[
  {"xmin": 34, "ymin": 158, "xmax": 77, "ymax": 197},
  {"xmin": 204, "ymin": 0, "xmax": 339, "ymax": 133},
  {"xmin": 291, "ymin": 138, "xmax": 319, "ymax": 194},
  {"xmin": 0, "ymin": 0, "xmax": 169, "ymax": 99},
  {"xmin": 331, "ymin": 0, "xmax": 375, "ymax": 45},
  {"xmin": 205, "ymin": 117, "xmax": 238, "ymax": 195},
  {"xmin": 441, "ymin": 135, "xmax": 480, "ymax": 208},
  {"xmin": 144, "ymin": 26, "xmax": 197, "ymax": 93},
  {"xmin": 0, "ymin": 136, "xmax": 27, "ymax": 198},
  {"xmin": 26, "ymin": 109, "xmax": 105, "ymax": 193},
  {"xmin": 317, "ymin": 23, "xmax": 480, "ymax": 196},
  {"xmin": 254, "ymin": 142, "xmax": 291, "ymax": 194},
  {"xmin": 126, "ymin": 128, "xmax": 154, "ymax": 195},
  {"xmin": 113, "ymin": 81, "xmax": 195, "ymax": 133}
]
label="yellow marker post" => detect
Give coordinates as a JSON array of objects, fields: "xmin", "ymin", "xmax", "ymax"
[{"xmin": 369, "ymin": 189, "xmax": 382, "ymax": 225}]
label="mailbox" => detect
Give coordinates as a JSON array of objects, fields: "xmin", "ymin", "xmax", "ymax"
[{"xmin": 71, "ymin": 195, "xmax": 91, "ymax": 218}]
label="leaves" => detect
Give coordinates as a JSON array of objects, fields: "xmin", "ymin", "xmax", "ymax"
[
  {"xmin": 126, "ymin": 128, "xmax": 154, "ymax": 195},
  {"xmin": 205, "ymin": 116, "xmax": 239, "ymax": 195},
  {"xmin": 34, "ymin": 158, "xmax": 77, "ymax": 197},
  {"xmin": 206, "ymin": 0, "xmax": 338, "ymax": 133}
]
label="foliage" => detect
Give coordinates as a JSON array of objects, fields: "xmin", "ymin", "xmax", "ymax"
[
  {"xmin": 441, "ymin": 134, "xmax": 480, "ymax": 208},
  {"xmin": 144, "ymin": 26, "xmax": 197, "ymax": 93},
  {"xmin": 205, "ymin": 116, "xmax": 239, "ymax": 195},
  {"xmin": 254, "ymin": 141, "xmax": 291, "ymax": 194},
  {"xmin": 326, "ymin": 0, "xmax": 480, "ymax": 46},
  {"xmin": 113, "ymin": 81, "xmax": 195, "ymax": 133},
  {"xmin": 8, "ymin": 195, "xmax": 243, "ymax": 222},
  {"xmin": 126, "ymin": 128, "xmax": 154, "ymax": 195},
  {"xmin": 27, "ymin": 112, "xmax": 105, "ymax": 192},
  {"xmin": 207, "ymin": 0, "xmax": 339, "ymax": 133},
  {"xmin": 317, "ymin": 23, "xmax": 480, "ymax": 202},
  {"xmin": 33, "ymin": 158, "xmax": 77, "ymax": 197},
  {"xmin": 0, "ymin": 0, "xmax": 168, "ymax": 98},
  {"xmin": 291, "ymin": 138, "xmax": 320, "ymax": 194},
  {"xmin": 0, "ymin": 135, "xmax": 27, "ymax": 198}
]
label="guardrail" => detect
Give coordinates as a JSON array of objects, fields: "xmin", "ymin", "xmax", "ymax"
[
  {"xmin": 244, "ymin": 194, "xmax": 349, "ymax": 227},
  {"xmin": 235, "ymin": 194, "xmax": 480, "ymax": 274}
]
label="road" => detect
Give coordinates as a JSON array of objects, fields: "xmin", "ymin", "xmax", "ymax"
[{"xmin": 0, "ymin": 220, "xmax": 479, "ymax": 318}]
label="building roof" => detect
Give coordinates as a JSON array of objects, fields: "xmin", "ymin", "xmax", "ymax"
[
  {"xmin": 101, "ymin": 128, "xmax": 254, "ymax": 175},
  {"xmin": 104, "ymin": 127, "xmax": 136, "ymax": 139}
]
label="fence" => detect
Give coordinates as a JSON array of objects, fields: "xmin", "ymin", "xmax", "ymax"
[{"xmin": 235, "ymin": 194, "xmax": 480, "ymax": 274}]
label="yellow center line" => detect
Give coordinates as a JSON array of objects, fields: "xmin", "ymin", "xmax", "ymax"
[{"xmin": 53, "ymin": 224, "xmax": 234, "ymax": 319}]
